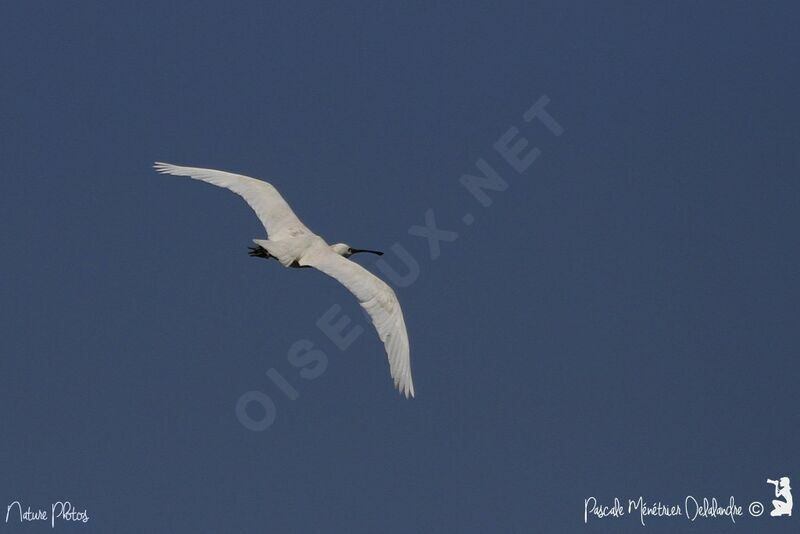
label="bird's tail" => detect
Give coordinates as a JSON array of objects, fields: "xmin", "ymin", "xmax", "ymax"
[{"xmin": 252, "ymin": 239, "xmax": 296, "ymax": 267}]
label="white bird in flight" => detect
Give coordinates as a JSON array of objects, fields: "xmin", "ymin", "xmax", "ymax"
[{"xmin": 154, "ymin": 162, "xmax": 415, "ymax": 398}]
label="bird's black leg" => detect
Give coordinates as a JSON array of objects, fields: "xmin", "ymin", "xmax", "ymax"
[{"xmin": 248, "ymin": 245, "xmax": 272, "ymax": 259}]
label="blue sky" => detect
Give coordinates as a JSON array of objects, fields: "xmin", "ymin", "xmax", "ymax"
[{"xmin": 1, "ymin": 2, "xmax": 799, "ymax": 532}]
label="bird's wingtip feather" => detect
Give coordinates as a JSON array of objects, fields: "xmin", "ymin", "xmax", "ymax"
[
  {"xmin": 154, "ymin": 162, "xmax": 186, "ymax": 176},
  {"xmin": 400, "ymin": 380, "xmax": 415, "ymax": 399}
]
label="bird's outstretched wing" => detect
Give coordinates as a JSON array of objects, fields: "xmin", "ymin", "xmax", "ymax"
[
  {"xmin": 154, "ymin": 162, "xmax": 312, "ymax": 240},
  {"xmin": 302, "ymin": 249, "xmax": 415, "ymax": 398}
]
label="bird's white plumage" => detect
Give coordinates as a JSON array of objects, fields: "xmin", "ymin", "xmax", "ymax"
[
  {"xmin": 154, "ymin": 162, "xmax": 312, "ymax": 240},
  {"xmin": 154, "ymin": 162, "xmax": 415, "ymax": 397},
  {"xmin": 301, "ymin": 248, "xmax": 414, "ymax": 398}
]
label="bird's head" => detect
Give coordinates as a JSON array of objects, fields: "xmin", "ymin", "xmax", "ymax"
[{"xmin": 331, "ymin": 243, "xmax": 384, "ymax": 258}]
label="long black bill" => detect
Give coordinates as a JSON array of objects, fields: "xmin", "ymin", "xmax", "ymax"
[{"xmin": 350, "ymin": 248, "xmax": 384, "ymax": 256}]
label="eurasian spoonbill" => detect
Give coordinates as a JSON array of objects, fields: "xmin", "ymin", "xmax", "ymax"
[{"xmin": 154, "ymin": 162, "xmax": 414, "ymax": 398}]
